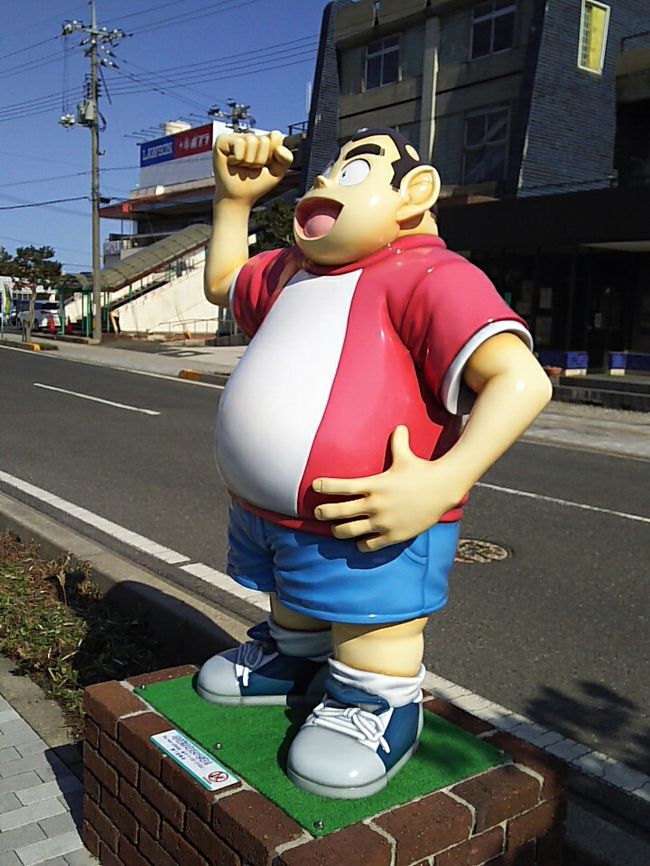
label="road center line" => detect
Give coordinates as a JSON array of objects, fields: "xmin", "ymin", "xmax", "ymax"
[
  {"xmin": 0, "ymin": 470, "xmax": 189, "ymax": 564},
  {"xmin": 476, "ymin": 481, "xmax": 650, "ymax": 523},
  {"xmin": 33, "ymin": 383, "xmax": 161, "ymax": 415}
]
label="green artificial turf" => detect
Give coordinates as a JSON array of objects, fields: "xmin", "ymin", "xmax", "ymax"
[{"xmin": 143, "ymin": 674, "xmax": 507, "ymax": 837}]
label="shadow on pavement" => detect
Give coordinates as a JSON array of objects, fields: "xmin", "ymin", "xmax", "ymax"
[{"xmin": 526, "ymin": 680, "xmax": 650, "ymax": 776}]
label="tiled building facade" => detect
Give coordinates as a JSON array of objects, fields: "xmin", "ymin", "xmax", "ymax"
[{"xmin": 307, "ymin": 0, "xmax": 650, "ymax": 363}]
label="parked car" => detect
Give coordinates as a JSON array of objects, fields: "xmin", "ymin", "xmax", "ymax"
[{"xmin": 17, "ymin": 301, "xmax": 61, "ymax": 332}]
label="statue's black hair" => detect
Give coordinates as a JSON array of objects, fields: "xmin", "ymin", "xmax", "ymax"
[{"xmin": 330, "ymin": 127, "xmax": 426, "ymax": 189}]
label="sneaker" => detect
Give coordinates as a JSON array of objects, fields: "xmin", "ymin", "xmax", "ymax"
[
  {"xmin": 287, "ymin": 678, "xmax": 423, "ymax": 799},
  {"xmin": 196, "ymin": 621, "xmax": 330, "ymax": 707}
]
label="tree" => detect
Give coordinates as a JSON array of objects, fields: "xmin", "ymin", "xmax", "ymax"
[
  {"xmin": 0, "ymin": 247, "xmax": 13, "ymax": 326},
  {"xmin": 10, "ymin": 247, "xmax": 62, "ymax": 341},
  {"xmin": 252, "ymin": 199, "xmax": 295, "ymax": 252},
  {"xmin": 0, "ymin": 246, "xmax": 13, "ymax": 269}
]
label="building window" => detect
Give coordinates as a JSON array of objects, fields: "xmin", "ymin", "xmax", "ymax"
[
  {"xmin": 395, "ymin": 122, "xmax": 421, "ymax": 150},
  {"xmin": 365, "ymin": 35, "xmax": 400, "ymax": 89},
  {"xmin": 578, "ymin": 0, "xmax": 610, "ymax": 74},
  {"xmin": 463, "ymin": 106, "xmax": 509, "ymax": 184},
  {"xmin": 470, "ymin": 0, "xmax": 516, "ymax": 60}
]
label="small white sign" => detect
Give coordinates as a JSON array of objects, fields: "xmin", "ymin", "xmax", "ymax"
[{"xmin": 151, "ymin": 730, "xmax": 239, "ymax": 792}]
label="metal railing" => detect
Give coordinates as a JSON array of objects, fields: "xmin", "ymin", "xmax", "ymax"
[{"xmin": 156, "ymin": 317, "xmax": 240, "ymax": 338}]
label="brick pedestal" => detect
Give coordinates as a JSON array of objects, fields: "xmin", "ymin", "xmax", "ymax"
[{"xmin": 82, "ymin": 667, "xmax": 566, "ymax": 866}]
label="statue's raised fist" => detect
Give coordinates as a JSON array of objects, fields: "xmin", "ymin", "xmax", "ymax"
[{"xmin": 213, "ymin": 130, "xmax": 293, "ymax": 205}]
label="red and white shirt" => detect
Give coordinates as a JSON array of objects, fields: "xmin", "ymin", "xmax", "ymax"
[{"xmin": 215, "ymin": 236, "xmax": 531, "ymax": 535}]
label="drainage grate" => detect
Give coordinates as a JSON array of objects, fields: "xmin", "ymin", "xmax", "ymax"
[{"xmin": 455, "ymin": 538, "xmax": 510, "ymax": 563}]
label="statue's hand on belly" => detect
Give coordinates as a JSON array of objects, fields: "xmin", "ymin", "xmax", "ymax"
[{"xmin": 311, "ymin": 426, "xmax": 464, "ymax": 553}]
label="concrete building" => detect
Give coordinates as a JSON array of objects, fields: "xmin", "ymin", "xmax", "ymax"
[
  {"xmin": 307, "ymin": 0, "xmax": 650, "ymax": 370},
  {"xmin": 95, "ymin": 119, "xmax": 306, "ymax": 337}
]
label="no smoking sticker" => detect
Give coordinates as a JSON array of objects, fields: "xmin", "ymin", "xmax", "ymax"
[{"xmin": 151, "ymin": 730, "xmax": 239, "ymax": 792}]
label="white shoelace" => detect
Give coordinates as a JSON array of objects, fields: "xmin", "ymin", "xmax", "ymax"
[
  {"xmin": 234, "ymin": 640, "xmax": 277, "ymax": 688},
  {"xmin": 307, "ymin": 702, "xmax": 392, "ymax": 754}
]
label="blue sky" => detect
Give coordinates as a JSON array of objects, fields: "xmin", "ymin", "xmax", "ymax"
[{"xmin": 0, "ymin": 0, "xmax": 326, "ymax": 272}]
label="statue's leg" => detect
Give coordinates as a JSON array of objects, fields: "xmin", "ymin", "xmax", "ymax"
[
  {"xmin": 285, "ymin": 521, "xmax": 459, "ymax": 799},
  {"xmin": 196, "ymin": 506, "xmax": 331, "ymax": 707},
  {"xmin": 286, "ymin": 619, "xmax": 426, "ymax": 798}
]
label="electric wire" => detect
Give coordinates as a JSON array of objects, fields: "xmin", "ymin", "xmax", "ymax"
[
  {"xmin": 104, "ymin": 0, "xmax": 194, "ymax": 25},
  {"xmin": 108, "ymin": 50, "xmax": 316, "ymax": 96},
  {"xmin": 0, "ymin": 32, "xmax": 315, "ymax": 119},
  {"xmin": 118, "ymin": 33, "xmax": 316, "ymax": 82},
  {"xmin": 0, "ymin": 36, "xmax": 59, "ymax": 65},
  {"xmin": 0, "ymin": 196, "xmax": 89, "ymax": 210},
  {"xmin": 130, "ymin": 0, "xmax": 267, "ymax": 36},
  {"xmin": 0, "ymin": 50, "xmax": 64, "ymax": 83},
  {"xmin": 0, "ymin": 234, "xmax": 90, "ymax": 256}
]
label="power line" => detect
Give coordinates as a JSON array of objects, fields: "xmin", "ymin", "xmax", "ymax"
[
  {"xmin": 121, "ymin": 33, "xmax": 316, "ymax": 81},
  {"xmin": 0, "ymin": 171, "xmax": 90, "ymax": 190},
  {"xmin": 105, "ymin": 0, "xmax": 195, "ymax": 25},
  {"xmin": 109, "ymin": 51, "xmax": 317, "ymax": 96},
  {"xmin": 0, "ymin": 149, "xmax": 82, "ymax": 169},
  {"xmin": 0, "ymin": 195, "xmax": 88, "ymax": 211},
  {"xmin": 0, "ymin": 167, "xmax": 137, "ymax": 189},
  {"xmin": 133, "ymin": 0, "xmax": 266, "ymax": 36},
  {"xmin": 0, "ymin": 234, "xmax": 91, "ymax": 256},
  {"xmin": 0, "ymin": 36, "xmax": 59, "ymax": 65},
  {"xmin": 0, "ymin": 31, "xmax": 316, "ymax": 119},
  {"xmin": 0, "ymin": 3, "xmax": 85, "ymax": 43}
]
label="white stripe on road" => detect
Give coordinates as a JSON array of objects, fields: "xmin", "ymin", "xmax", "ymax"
[
  {"xmin": 127, "ymin": 369, "xmax": 225, "ymax": 389},
  {"xmin": 33, "ymin": 383, "xmax": 161, "ymax": 415},
  {"xmin": 475, "ymin": 481, "xmax": 650, "ymax": 524},
  {"xmin": 0, "ymin": 471, "xmax": 189, "ymax": 564}
]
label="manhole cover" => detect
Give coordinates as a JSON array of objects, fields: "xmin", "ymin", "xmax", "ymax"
[{"xmin": 455, "ymin": 539, "xmax": 510, "ymax": 563}]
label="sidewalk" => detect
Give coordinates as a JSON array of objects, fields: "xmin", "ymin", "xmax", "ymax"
[{"xmin": 0, "ymin": 659, "xmax": 95, "ymax": 866}]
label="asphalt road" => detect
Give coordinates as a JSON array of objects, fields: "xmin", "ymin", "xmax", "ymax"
[{"xmin": 1, "ymin": 345, "xmax": 649, "ymax": 775}]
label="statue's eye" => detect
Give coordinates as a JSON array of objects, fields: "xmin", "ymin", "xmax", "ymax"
[{"xmin": 338, "ymin": 159, "xmax": 370, "ymax": 187}]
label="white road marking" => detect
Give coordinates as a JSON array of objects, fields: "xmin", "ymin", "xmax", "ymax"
[
  {"xmin": 476, "ymin": 481, "xmax": 650, "ymax": 524},
  {"xmin": 0, "ymin": 471, "xmax": 189, "ymax": 564},
  {"xmin": 33, "ymin": 383, "xmax": 160, "ymax": 415},
  {"xmin": 127, "ymin": 369, "xmax": 225, "ymax": 389}
]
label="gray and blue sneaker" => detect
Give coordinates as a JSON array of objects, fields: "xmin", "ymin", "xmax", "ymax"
[
  {"xmin": 196, "ymin": 620, "xmax": 331, "ymax": 707},
  {"xmin": 287, "ymin": 660, "xmax": 424, "ymax": 799}
]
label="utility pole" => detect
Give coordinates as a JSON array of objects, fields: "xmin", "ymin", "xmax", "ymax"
[{"xmin": 60, "ymin": 1, "xmax": 124, "ymax": 343}]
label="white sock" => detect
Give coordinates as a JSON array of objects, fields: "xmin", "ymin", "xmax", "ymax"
[{"xmin": 328, "ymin": 658, "xmax": 425, "ymax": 707}]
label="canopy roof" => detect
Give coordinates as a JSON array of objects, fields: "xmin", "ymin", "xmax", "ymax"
[{"xmin": 62, "ymin": 223, "xmax": 212, "ymax": 293}]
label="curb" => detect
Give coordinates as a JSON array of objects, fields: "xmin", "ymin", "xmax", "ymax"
[
  {"xmin": 178, "ymin": 368, "xmax": 230, "ymax": 386},
  {"xmin": 0, "ymin": 337, "xmax": 58, "ymax": 352},
  {"xmin": 0, "ymin": 491, "xmax": 247, "ymax": 663},
  {"xmin": 552, "ymin": 383, "xmax": 650, "ymax": 413}
]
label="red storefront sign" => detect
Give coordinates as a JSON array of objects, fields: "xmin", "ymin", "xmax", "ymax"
[{"xmin": 173, "ymin": 124, "xmax": 213, "ymax": 159}]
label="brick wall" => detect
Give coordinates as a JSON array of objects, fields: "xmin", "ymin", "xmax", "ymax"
[{"xmin": 82, "ymin": 666, "xmax": 566, "ymax": 866}]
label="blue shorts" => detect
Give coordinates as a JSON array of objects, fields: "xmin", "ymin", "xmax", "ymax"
[{"xmin": 226, "ymin": 503, "xmax": 459, "ymax": 624}]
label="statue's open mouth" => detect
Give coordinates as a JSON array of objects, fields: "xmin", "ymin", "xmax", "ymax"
[{"xmin": 294, "ymin": 198, "xmax": 343, "ymax": 240}]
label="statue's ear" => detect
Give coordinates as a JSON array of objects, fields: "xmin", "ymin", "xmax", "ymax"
[{"xmin": 395, "ymin": 165, "xmax": 441, "ymax": 223}]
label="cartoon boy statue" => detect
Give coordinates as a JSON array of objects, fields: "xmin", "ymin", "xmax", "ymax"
[{"xmin": 198, "ymin": 128, "xmax": 552, "ymax": 799}]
